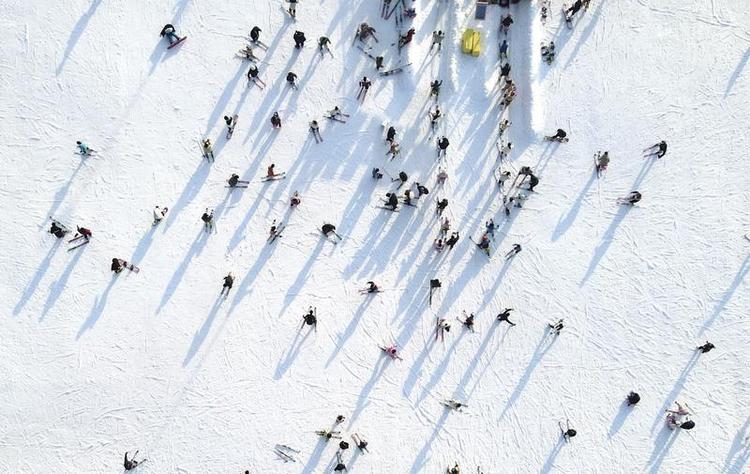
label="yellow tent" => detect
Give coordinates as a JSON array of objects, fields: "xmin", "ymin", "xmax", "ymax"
[{"xmin": 461, "ymin": 29, "xmax": 481, "ymax": 56}]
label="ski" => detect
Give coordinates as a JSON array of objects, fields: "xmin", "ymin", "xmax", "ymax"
[
  {"xmin": 379, "ymin": 345, "xmax": 403, "ymax": 360},
  {"xmin": 356, "ymin": 44, "xmax": 376, "ymax": 59},
  {"xmin": 261, "ymin": 173, "xmax": 286, "ymax": 182},
  {"xmin": 374, "ymin": 206, "xmax": 399, "ymax": 212},
  {"xmin": 68, "ymin": 240, "xmax": 89, "ymax": 252},
  {"xmin": 275, "ymin": 444, "xmax": 300, "ymax": 454},
  {"xmin": 351, "ymin": 434, "xmax": 368, "ymax": 453},
  {"xmin": 274, "ymin": 448, "xmax": 296, "ymax": 462},
  {"xmin": 358, "ymin": 289, "xmax": 384, "ymax": 294},
  {"xmin": 226, "ymin": 185, "xmax": 249, "ymax": 188},
  {"xmin": 74, "ymin": 150, "xmax": 97, "ymax": 156},
  {"xmin": 268, "ymin": 224, "xmax": 286, "ymax": 244},
  {"xmin": 246, "ymin": 37, "xmax": 268, "ymax": 50},
  {"xmin": 324, "ymin": 115, "xmax": 346, "ymax": 123},
  {"xmin": 380, "ymin": 64, "xmax": 411, "ymax": 77},
  {"xmin": 226, "ymin": 114, "xmax": 238, "ymax": 139},
  {"xmin": 167, "ymin": 36, "xmax": 187, "ymax": 49},
  {"xmin": 559, "ymin": 421, "xmax": 568, "ymax": 442}
]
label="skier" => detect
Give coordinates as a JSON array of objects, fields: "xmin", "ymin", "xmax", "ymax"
[
  {"xmin": 338, "ymin": 440, "xmax": 349, "ymax": 451},
  {"xmin": 200, "ymin": 138, "xmax": 214, "ymax": 161},
  {"xmin": 595, "ymin": 151, "xmax": 610, "ymax": 176},
  {"xmin": 301, "ymin": 306, "xmax": 317, "ymax": 331},
  {"xmin": 561, "ymin": 420, "xmax": 577, "ymax": 441},
  {"xmin": 496, "ymin": 308, "xmax": 516, "ymax": 326},
  {"xmin": 436, "ymin": 318, "xmax": 451, "ymax": 341},
  {"xmin": 76, "ymin": 140, "xmax": 92, "ymax": 155},
  {"xmin": 123, "ymin": 451, "xmax": 143, "ymax": 471},
  {"xmin": 250, "ymin": 26, "xmax": 262, "ymax": 44},
  {"xmin": 49, "ymin": 220, "xmax": 68, "ymax": 238},
  {"xmin": 392, "ymin": 171, "xmax": 408, "ymax": 187},
  {"xmin": 477, "ymin": 234, "xmax": 491, "ymax": 256},
  {"xmin": 201, "ymin": 209, "xmax": 214, "ymax": 231},
  {"xmin": 645, "ymin": 140, "xmax": 668, "ymax": 158},
  {"xmin": 160, "ymin": 23, "xmax": 181, "ymax": 45},
  {"xmin": 446, "ymin": 232, "xmax": 459, "ymax": 250},
  {"xmin": 111, "ymin": 258, "xmax": 125, "ymax": 274},
  {"xmin": 666, "ymin": 401, "xmax": 691, "ymax": 430},
  {"xmin": 429, "ymin": 106, "xmax": 442, "ymax": 131},
  {"xmin": 437, "ymin": 136, "xmax": 449, "ymax": 158},
  {"xmin": 485, "ymin": 219, "xmax": 496, "ymax": 238},
  {"xmin": 448, "ymin": 463, "xmax": 461, "ymax": 474},
  {"xmin": 434, "ymin": 238, "xmax": 445, "ymax": 252},
  {"xmin": 500, "ymin": 62, "xmax": 511, "ymax": 82},
  {"xmin": 73, "ymin": 226, "xmax": 93, "ymax": 242},
  {"xmin": 221, "ymin": 273, "xmax": 234, "ymax": 296},
  {"xmin": 499, "ymin": 118, "xmax": 511, "ymax": 136},
  {"xmin": 499, "ymin": 39, "xmax": 509, "ymax": 60},
  {"xmin": 365, "ymin": 281, "xmax": 379, "ymax": 293},
  {"xmin": 269, "ymin": 219, "xmax": 281, "ymax": 239},
  {"xmin": 266, "ymin": 164, "xmax": 280, "ymax": 178},
  {"xmin": 505, "ymin": 243, "xmax": 522, "ymax": 259},
  {"xmin": 545, "ymin": 128, "xmax": 568, "ymax": 142},
  {"xmin": 318, "ymin": 36, "xmax": 332, "ymax": 55},
  {"xmin": 430, "ymin": 30, "xmax": 445, "ymax": 51},
  {"xmin": 356, "ymin": 23, "xmax": 378, "ymax": 43},
  {"xmin": 239, "ymin": 44, "xmax": 259, "ymax": 62},
  {"xmin": 504, "ymin": 196, "xmax": 516, "ymax": 216},
  {"xmin": 293, "ymin": 30, "xmax": 306, "ymax": 48},
  {"xmin": 270, "ymin": 112, "xmax": 282, "ymax": 128},
  {"xmin": 386, "ymin": 141, "xmax": 401, "ymax": 159},
  {"xmin": 375, "ymin": 55, "xmax": 384, "ymax": 70},
  {"xmin": 697, "ymin": 341, "xmax": 715, "ymax": 353},
  {"xmin": 333, "ymin": 452, "xmax": 347, "ymax": 472},
  {"xmin": 228, "ymin": 174, "xmax": 248, "ymax": 188},
  {"xmin": 309, "ymin": 120, "xmax": 322, "ymax": 143},
  {"xmin": 460, "ymin": 311, "xmax": 475, "ymax": 332},
  {"xmin": 526, "ymin": 172, "xmax": 539, "ymax": 192},
  {"xmin": 357, "ymin": 76, "xmax": 372, "ymax": 100},
  {"xmin": 436, "ymin": 198, "xmax": 449, "ymax": 215},
  {"xmin": 352, "ymin": 433, "xmax": 369, "ymax": 453},
  {"xmin": 385, "ymin": 192, "xmax": 399, "ymax": 210},
  {"xmin": 627, "ymin": 391, "xmax": 641, "ymax": 406},
  {"xmin": 440, "ymin": 217, "xmax": 450, "ymax": 237},
  {"xmin": 499, "ymin": 142, "xmax": 513, "ymax": 160},
  {"xmin": 322, "ymin": 223, "xmax": 341, "ymax": 241},
  {"xmin": 501, "ymin": 83, "xmax": 516, "ymax": 107},
  {"xmin": 386, "ymin": 125, "xmax": 397, "ymax": 143},
  {"xmin": 403, "ymin": 188, "xmax": 413, "ymax": 206},
  {"xmin": 548, "ymin": 318, "xmax": 564, "ymax": 335},
  {"xmin": 617, "ymin": 191, "xmax": 642, "ymax": 205},
  {"xmin": 327, "ymin": 106, "xmax": 348, "ymax": 121},
  {"xmin": 398, "ymin": 28, "xmax": 416, "ymax": 51},
  {"xmin": 565, "ymin": 0, "xmax": 584, "ymax": 21},
  {"xmin": 437, "ymin": 168, "xmax": 448, "ymax": 185},
  {"xmin": 445, "ymin": 399, "xmax": 466, "ymax": 411},
  {"xmin": 247, "ymin": 64, "xmax": 267, "ymax": 88},
  {"xmin": 288, "ymin": 0, "xmax": 298, "ymax": 18},
  {"xmin": 372, "ymin": 167, "xmax": 384, "ymax": 179},
  {"xmin": 382, "ymin": 344, "xmax": 401, "ymax": 359},
  {"xmin": 286, "ymin": 71, "xmax": 298, "ymax": 89},
  {"xmin": 290, "ymin": 191, "xmax": 301, "ymax": 207},
  {"xmin": 497, "ymin": 169, "xmax": 511, "ymax": 189},
  {"xmin": 415, "ymin": 183, "xmax": 430, "ymax": 199},
  {"xmin": 541, "ymin": 41, "xmax": 555, "ymax": 64},
  {"xmin": 335, "ymin": 415, "xmax": 346, "ymax": 424},
  {"xmin": 316, "ymin": 429, "xmax": 341, "ymax": 440},
  {"xmin": 501, "ymin": 13, "xmax": 514, "ymax": 35},
  {"xmin": 430, "ymin": 79, "xmax": 442, "ymax": 99}
]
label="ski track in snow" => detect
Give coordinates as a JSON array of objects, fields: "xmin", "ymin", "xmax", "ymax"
[{"xmin": 0, "ymin": 0, "xmax": 749, "ymax": 472}]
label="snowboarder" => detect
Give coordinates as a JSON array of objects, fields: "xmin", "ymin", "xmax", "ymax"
[
  {"xmin": 49, "ymin": 220, "xmax": 68, "ymax": 238},
  {"xmin": 434, "ymin": 238, "xmax": 445, "ymax": 252},
  {"xmin": 221, "ymin": 273, "xmax": 234, "ymax": 296},
  {"xmin": 436, "ymin": 318, "xmax": 451, "ymax": 341},
  {"xmin": 437, "ymin": 136, "xmax": 449, "ymax": 158},
  {"xmin": 398, "ymin": 28, "xmax": 415, "ymax": 51},
  {"xmin": 541, "ymin": 41, "xmax": 555, "ymax": 64},
  {"xmin": 271, "ymin": 111, "xmax": 282, "ymax": 128},
  {"xmin": 548, "ymin": 318, "xmax": 564, "ymax": 335},
  {"xmin": 545, "ymin": 128, "xmax": 568, "ymax": 142},
  {"xmin": 496, "ymin": 308, "xmax": 516, "ymax": 326},
  {"xmin": 436, "ymin": 198, "xmax": 448, "ymax": 215},
  {"xmin": 429, "ymin": 106, "xmax": 442, "ymax": 131},
  {"xmin": 301, "ymin": 306, "xmax": 317, "ymax": 331},
  {"xmin": 318, "ymin": 36, "xmax": 332, "ymax": 56},
  {"xmin": 352, "ymin": 433, "xmax": 369, "ymax": 453},
  {"xmin": 322, "ymin": 223, "xmax": 341, "ymax": 241},
  {"xmin": 286, "ymin": 71, "xmax": 298, "ymax": 89},
  {"xmin": 430, "ymin": 79, "xmax": 442, "ymax": 99},
  {"xmin": 123, "ymin": 451, "xmax": 143, "ymax": 471},
  {"xmin": 293, "ymin": 30, "xmax": 306, "ymax": 48},
  {"xmin": 309, "ymin": 120, "xmax": 322, "ymax": 143},
  {"xmin": 75, "ymin": 140, "xmax": 92, "ymax": 155},
  {"xmin": 505, "ymin": 243, "xmax": 522, "ymax": 259},
  {"xmin": 247, "ymin": 64, "xmax": 267, "ymax": 88},
  {"xmin": 697, "ymin": 341, "xmax": 715, "ymax": 353},
  {"xmin": 617, "ymin": 191, "xmax": 642, "ymax": 205},
  {"xmin": 372, "ymin": 167, "xmax": 384, "ymax": 179},
  {"xmin": 595, "ymin": 151, "xmax": 609, "ymax": 177},
  {"xmin": 501, "ymin": 13, "xmax": 514, "ymax": 35},
  {"xmin": 485, "ymin": 219, "xmax": 496, "ymax": 238},
  {"xmin": 430, "ymin": 30, "xmax": 445, "ymax": 51},
  {"xmin": 437, "ymin": 168, "xmax": 448, "ymax": 185},
  {"xmin": 561, "ymin": 419, "xmax": 577, "ymax": 441},
  {"xmin": 446, "ymin": 232, "xmax": 459, "ymax": 250},
  {"xmin": 460, "ymin": 311, "xmax": 475, "ymax": 332},
  {"xmin": 627, "ymin": 391, "xmax": 641, "ymax": 406},
  {"xmin": 250, "ymin": 26, "xmax": 262, "ymax": 44},
  {"xmin": 290, "ymin": 191, "xmax": 301, "ymax": 207},
  {"xmin": 160, "ymin": 24, "xmax": 181, "ymax": 45},
  {"xmin": 201, "ymin": 209, "xmax": 214, "ymax": 232},
  {"xmin": 385, "ymin": 192, "xmax": 399, "ymax": 210},
  {"xmin": 644, "ymin": 140, "xmax": 668, "ymax": 159},
  {"xmin": 386, "ymin": 125, "xmax": 397, "ymax": 143},
  {"xmin": 500, "ymin": 62, "xmax": 511, "ymax": 82},
  {"xmin": 499, "ymin": 39, "xmax": 509, "ymax": 60},
  {"xmin": 228, "ymin": 174, "xmax": 249, "ymax": 188},
  {"xmin": 357, "ymin": 76, "xmax": 372, "ymax": 100}
]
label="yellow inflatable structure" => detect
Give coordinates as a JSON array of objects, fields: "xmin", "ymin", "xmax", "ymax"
[{"xmin": 461, "ymin": 29, "xmax": 481, "ymax": 57}]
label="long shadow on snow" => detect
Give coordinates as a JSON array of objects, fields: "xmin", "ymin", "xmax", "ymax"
[
  {"xmin": 162, "ymin": 160, "xmax": 211, "ymax": 233},
  {"xmin": 699, "ymin": 255, "xmax": 749, "ymax": 335},
  {"xmin": 41, "ymin": 244, "xmax": 86, "ymax": 319},
  {"xmin": 416, "ymin": 326, "xmax": 469, "ymax": 404},
  {"xmin": 227, "ymin": 232, "xmax": 286, "ymax": 316},
  {"xmin": 349, "ymin": 355, "xmax": 390, "ymax": 426},
  {"xmin": 275, "ymin": 326, "xmax": 315, "ymax": 378},
  {"xmin": 579, "ymin": 203, "xmax": 632, "ymax": 285},
  {"xmin": 300, "ymin": 436, "xmax": 329, "ymax": 474},
  {"xmin": 56, "ymin": 0, "xmax": 102, "ymax": 75},
  {"xmin": 562, "ymin": 0, "xmax": 606, "ymax": 71},
  {"xmin": 540, "ymin": 438, "xmax": 565, "ymax": 474},
  {"xmin": 325, "ymin": 296, "xmax": 374, "ymax": 367},
  {"xmin": 44, "ymin": 160, "xmax": 84, "ymax": 227},
  {"xmin": 499, "ymin": 329, "xmax": 558, "ymax": 420},
  {"xmin": 183, "ymin": 295, "xmax": 225, "ymax": 366},
  {"xmin": 551, "ymin": 168, "xmax": 597, "ymax": 241},
  {"xmin": 409, "ymin": 408, "xmax": 451, "ymax": 474},
  {"xmin": 645, "ymin": 425, "xmax": 679, "ymax": 473},
  {"xmin": 725, "ymin": 48, "xmax": 750, "ymax": 97},
  {"xmin": 204, "ymin": 62, "xmax": 247, "ymax": 137},
  {"xmin": 77, "ymin": 275, "xmax": 117, "ymax": 339},
  {"xmin": 129, "ymin": 223, "xmax": 158, "ymax": 268},
  {"xmin": 722, "ymin": 416, "xmax": 750, "ymax": 473},
  {"xmin": 156, "ymin": 229, "xmax": 209, "ymax": 314},
  {"xmin": 275, "ymin": 238, "xmax": 326, "ymax": 318},
  {"xmin": 649, "ymin": 350, "xmax": 700, "ymax": 434},
  {"xmin": 14, "ymin": 239, "xmax": 62, "ymax": 317},
  {"xmin": 608, "ymin": 399, "xmax": 634, "ymax": 438}
]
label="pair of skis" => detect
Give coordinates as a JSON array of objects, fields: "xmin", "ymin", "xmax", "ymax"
[
  {"xmin": 268, "ymin": 223, "xmax": 286, "ymax": 244},
  {"xmin": 68, "ymin": 234, "xmax": 90, "ymax": 251},
  {"xmin": 324, "ymin": 114, "xmax": 347, "ymax": 123},
  {"xmin": 274, "ymin": 444, "xmax": 299, "ymax": 462},
  {"xmin": 380, "ymin": 64, "xmax": 411, "ymax": 76},
  {"xmin": 261, "ymin": 172, "xmax": 286, "ymax": 182},
  {"xmin": 379, "ymin": 344, "xmax": 403, "ymax": 360}
]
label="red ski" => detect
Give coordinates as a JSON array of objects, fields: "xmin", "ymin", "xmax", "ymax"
[{"xmin": 168, "ymin": 36, "xmax": 187, "ymax": 49}]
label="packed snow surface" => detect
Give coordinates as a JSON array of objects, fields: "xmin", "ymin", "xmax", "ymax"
[{"xmin": 1, "ymin": 0, "xmax": 749, "ymax": 472}]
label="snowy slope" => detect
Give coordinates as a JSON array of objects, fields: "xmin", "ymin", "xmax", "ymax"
[{"xmin": 1, "ymin": 0, "xmax": 749, "ymax": 472}]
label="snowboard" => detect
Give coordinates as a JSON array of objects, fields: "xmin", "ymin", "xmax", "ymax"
[{"xmin": 167, "ymin": 36, "xmax": 187, "ymax": 49}]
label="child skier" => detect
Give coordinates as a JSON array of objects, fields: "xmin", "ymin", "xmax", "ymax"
[{"xmin": 221, "ymin": 273, "xmax": 234, "ymax": 296}]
